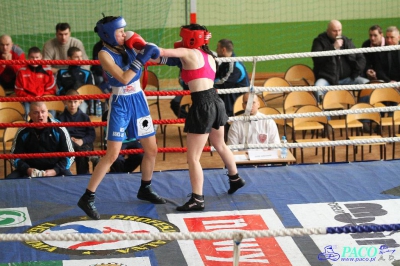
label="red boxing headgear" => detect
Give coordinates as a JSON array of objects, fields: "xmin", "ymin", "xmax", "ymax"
[{"xmin": 179, "ymin": 28, "xmax": 211, "ymax": 49}]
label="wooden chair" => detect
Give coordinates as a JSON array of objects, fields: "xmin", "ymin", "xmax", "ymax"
[
  {"xmin": 292, "ymin": 105, "xmax": 333, "ymax": 163},
  {"xmin": 233, "ymin": 94, "xmax": 266, "ymax": 116},
  {"xmin": 0, "ymin": 102, "xmax": 25, "ymax": 117},
  {"xmin": 141, "ymin": 70, "xmax": 161, "ymax": 120},
  {"xmin": 283, "ymin": 91, "xmax": 318, "ymax": 138},
  {"xmin": 345, "ymin": 103, "xmax": 386, "ymax": 162},
  {"xmin": 2, "ymin": 121, "xmax": 25, "ymax": 177},
  {"xmin": 369, "ymin": 87, "xmax": 400, "ymax": 136},
  {"xmin": 284, "ymin": 64, "xmax": 315, "ymax": 86},
  {"xmin": 162, "ymin": 95, "xmax": 192, "ymax": 161},
  {"xmin": 322, "ymin": 90, "xmax": 360, "ymax": 140},
  {"xmin": 262, "ymin": 77, "xmax": 290, "ymax": 108}
]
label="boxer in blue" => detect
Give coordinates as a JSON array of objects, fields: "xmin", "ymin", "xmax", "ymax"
[{"xmin": 78, "ymin": 15, "xmax": 165, "ymax": 220}]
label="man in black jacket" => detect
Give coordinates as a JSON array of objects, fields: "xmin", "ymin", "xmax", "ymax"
[
  {"xmin": 361, "ymin": 25, "xmax": 385, "ymax": 81},
  {"xmin": 215, "ymin": 39, "xmax": 250, "ymax": 117},
  {"xmin": 312, "ymin": 20, "xmax": 368, "ymax": 103},
  {"xmin": 375, "ymin": 26, "xmax": 400, "ymax": 83},
  {"xmin": 6, "ymin": 102, "xmax": 75, "ymax": 179}
]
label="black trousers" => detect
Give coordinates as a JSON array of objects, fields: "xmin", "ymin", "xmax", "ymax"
[{"xmin": 73, "ymin": 142, "xmax": 94, "ymax": 175}]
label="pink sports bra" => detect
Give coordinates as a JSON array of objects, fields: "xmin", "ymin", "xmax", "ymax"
[{"xmin": 180, "ymin": 50, "xmax": 215, "ymax": 84}]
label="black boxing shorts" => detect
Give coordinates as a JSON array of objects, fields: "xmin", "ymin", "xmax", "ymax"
[{"xmin": 184, "ymin": 88, "xmax": 228, "ymax": 134}]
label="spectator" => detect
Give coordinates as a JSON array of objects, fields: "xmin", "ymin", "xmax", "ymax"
[
  {"xmin": 57, "ymin": 89, "xmax": 97, "ymax": 175},
  {"xmin": 311, "ymin": 20, "xmax": 368, "ymax": 103},
  {"xmin": 42, "ymin": 22, "xmax": 89, "ymax": 74},
  {"xmin": 0, "ymin": 35, "xmax": 25, "ymax": 94},
  {"xmin": 227, "ymin": 92, "xmax": 280, "ymax": 145},
  {"xmin": 375, "ymin": 26, "xmax": 400, "ymax": 83},
  {"xmin": 102, "ymin": 110, "xmax": 143, "ymax": 173},
  {"xmin": 14, "ymin": 46, "xmax": 56, "ymax": 117},
  {"xmin": 214, "ymin": 39, "xmax": 249, "ymax": 118},
  {"xmin": 56, "ymin": 46, "xmax": 94, "ymax": 114},
  {"xmin": 6, "ymin": 101, "xmax": 75, "ymax": 179},
  {"xmin": 361, "ymin": 25, "xmax": 385, "ymax": 80},
  {"xmin": 215, "ymin": 39, "xmax": 250, "ymax": 141}
]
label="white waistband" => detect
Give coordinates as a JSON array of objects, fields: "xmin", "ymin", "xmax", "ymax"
[{"xmin": 111, "ymin": 80, "xmax": 142, "ymax": 95}]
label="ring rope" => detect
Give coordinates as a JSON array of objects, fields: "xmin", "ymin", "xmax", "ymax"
[
  {"xmin": 215, "ymin": 45, "xmax": 400, "ymax": 63},
  {"xmin": 0, "ymin": 136, "xmax": 398, "ymax": 160},
  {"xmin": 0, "ymin": 45, "xmax": 398, "ymax": 66},
  {"xmin": 216, "ymin": 82, "xmax": 400, "ymax": 95},
  {"xmin": 0, "ymin": 223, "xmax": 398, "ymax": 242}
]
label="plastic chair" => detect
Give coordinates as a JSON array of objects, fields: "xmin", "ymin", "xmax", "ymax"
[
  {"xmin": 392, "ymin": 107, "xmax": 400, "ymax": 159},
  {"xmin": 345, "ymin": 103, "xmax": 386, "ymax": 162},
  {"xmin": 141, "ymin": 70, "xmax": 161, "ymax": 121},
  {"xmin": 292, "ymin": 105, "xmax": 333, "ymax": 163},
  {"xmin": 322, "ymin": 90, "xmax": 359, "ymax": 140},
  {"xmin": 262, "ymin": 77, "xmax": 290, "ymax": 107},
  {"xmin": 0, "ymin": 85, "xmax": 5, "ymax": 97},
  {"xmin": 2, "ymin": 121, "xmax": 25, "ymax": 177},
  {"xmin": 43, "ymin": 96, "xmax": 65, "ymax": 117},
  {"xmin": 257, "ymin": 106, "xmax": 285, "ymax": 130},
  {"xmin": 284, "ymin": 64, "xmax": 315, "ymax": 86},
  {"xmin": 369, "ymin": 87, "xmax": 400, "ymax": 136},
  {"xmin": 77, "ymin": 84, "xmax": 106, "ymax": 103},
  {"xmin": 283, "ymin": 91, "xmax": 318, "ymax": 138},
  {"xmin": 0, "ymin": 102, "xmax": 25, "ymax": 117},
  {"xmin": 233, "ymin": 94, "xmax": 265, "ymax": 116}
]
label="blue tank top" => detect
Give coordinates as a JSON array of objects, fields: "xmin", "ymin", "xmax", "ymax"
[{"xmin": 101, "ymin": 46, "xmax": 142, "ymax": 87}]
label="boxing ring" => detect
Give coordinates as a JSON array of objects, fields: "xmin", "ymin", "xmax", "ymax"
[{"xmin": 0, "ymin": 46, "xmax": 400, "ymax": 265}]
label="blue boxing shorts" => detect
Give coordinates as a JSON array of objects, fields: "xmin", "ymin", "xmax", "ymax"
[{"xmin": 106, "ymin": 90, "xmax": 155, "ymax": 142}]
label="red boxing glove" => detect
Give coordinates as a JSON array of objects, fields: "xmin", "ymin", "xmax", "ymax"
[
  {"xmin": 174, "ymin": 40, "xmax": 184, "ymax": 49},
  {"xmin": 124, "ymin": 31, "xmax": 146, "ymax": 50}
]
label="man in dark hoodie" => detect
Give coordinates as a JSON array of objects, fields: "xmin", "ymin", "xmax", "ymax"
[{"xmin": 311, "ymin": 20, "xmax": 368, "ymax": 103}]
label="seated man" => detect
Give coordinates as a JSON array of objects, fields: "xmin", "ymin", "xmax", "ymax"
[
  {"xmin": 227, "ymin": 92, "xmax": 280, "ymax": 145},
  {"xmin": 57, "ymin": 89, "xmax": 96, "ymax": 175},
  {"xmin": 361, "ymin": 25, "xmax": 385, "ymax": 81},
  {"xmin": 102, "ymin": 110, "xmax": 143, "ymax": 173},
  {"xmin": 14, "ymin": 46, "xmax": 56, "ymax": 117},
  {"xmin": 43, "ymin": 22, "xmax": 89, "ymax": 74},
  {"xmin": 312, "ymin": 20, "xmax": 368, "ymax": 103},
  {"xmin": 6, "ymin": 102, "xmax": 75, "ymax": 179},
  {"xmin": 0, "ymin": 35, "xmax": 25, "ymax": 94}
]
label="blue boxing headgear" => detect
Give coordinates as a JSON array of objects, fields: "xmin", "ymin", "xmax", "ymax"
[{"xmin": 94, "ymin": 16, "xmax": 126, "ymax": 46}]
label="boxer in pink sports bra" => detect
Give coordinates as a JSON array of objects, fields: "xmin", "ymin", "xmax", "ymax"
[
  {"xmin": 180, "ymin": 49, "xmax": 216, "ymax": 83},
  {"xmin": 157, "ymin": 23, "xmax": 245, "ymax": 212}
]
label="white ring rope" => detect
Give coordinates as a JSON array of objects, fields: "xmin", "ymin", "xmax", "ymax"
[
  {"xmin": 216, "ymin": 82, "xmax": 400, "ymax": 95},
  {"xmin": 228, "ymin": 105, "xmax": 400, "ymax": 122},
  {"xmin": 226, "ymin": 137, "xmax": 400, "ymax": 151},
  {"xmin": 0, "ymin": 227, "xmax": 327, "ymax": 242},
  {"xmin": 215, "ymin": 45, "xmax": 400, "ymax": 63}
]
